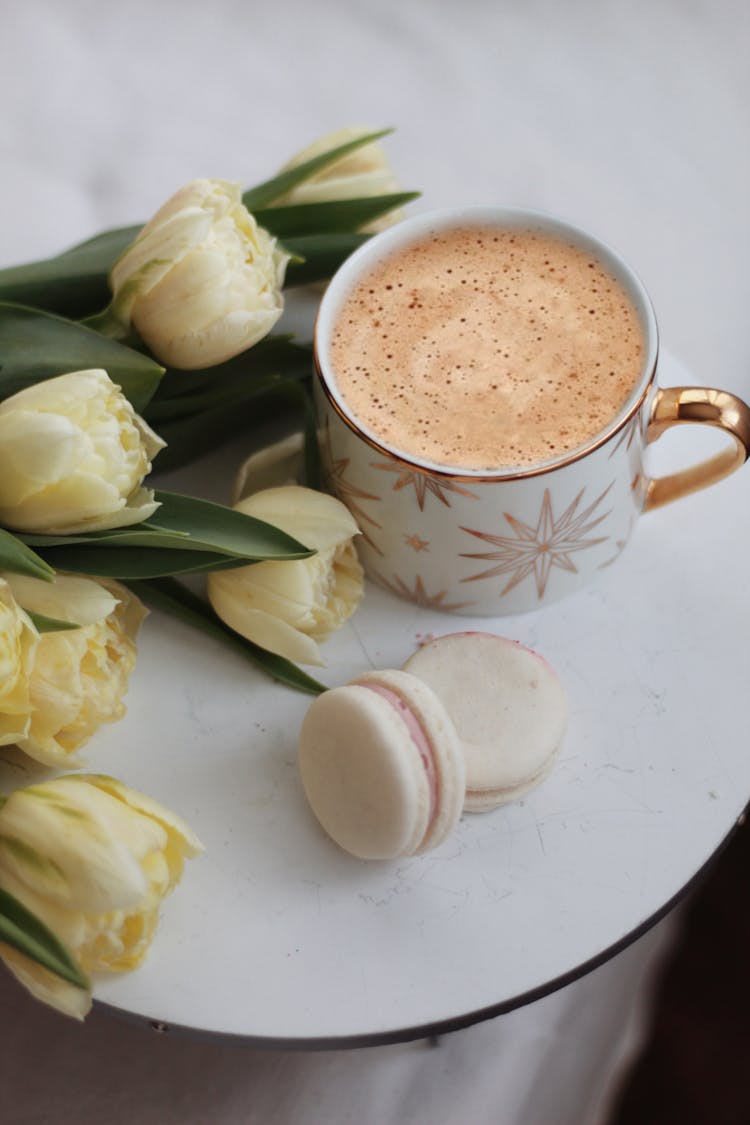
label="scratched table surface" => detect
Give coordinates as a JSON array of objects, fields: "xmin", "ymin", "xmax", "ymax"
[{"xmin": 2, "ymin": 353, "xmax": 745, "ymax": 1046}]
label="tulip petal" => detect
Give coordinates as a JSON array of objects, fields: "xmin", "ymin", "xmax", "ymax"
[
  {"xmin": 110, "ymin": 206, "xmax": 215, "ymax": 322},
  {"xmin": 12, "ymin": 581, "xmax": 145, "ymax": 766},
  {"xmin": 83, "ymin": 776, "xmax": 203, "ymax": 855},
  {"xmin": 0, "ymin": 370, "xmax": 162, "ymax": 534},
  {"xmin": 83, "ymin": 775, "xmax": 204, "ymax": 886},
  {"xmin": 0, "ymin": 412, "xmax": 83, "ymax": 497},
  {"xmin": 208, "ymin": 580, "xmax": 324, "ymax": 665},
  {"xmin": 4, "ymin": 573, "xmax": 118, "ymax": 627},
  {"xmin": 211, "ymin": 557, "xmax": 322, "ymax": 616},
  {"xmin": 278, "ymin": 170, "xmax": 400, "ymax": 206},
  {"xmin": 0, "ymin": 943, "xmax": 91, "ymax": 1020},
  {"xmin": 236, "ymin": 486, "xmax": 360, "ymax": 552},
  {"xmin": 0, "ymin": 781, "xmax": 155, "ymax": 912},
  {"xmin": 132, "ymin": 242, "xmax": 284, "ymax": 370},
  {"xmin": 0, "ymin": 578, "xmax": 37, "ymax": 744}
]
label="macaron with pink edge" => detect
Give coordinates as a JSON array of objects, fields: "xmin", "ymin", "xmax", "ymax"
[
  {"xmin": 298, "ymin": 669, "xmax": 466, "ymax": 860},
  {"xmin": 404, "ymin": 632, "xmax": 567, "ymax": 811}
]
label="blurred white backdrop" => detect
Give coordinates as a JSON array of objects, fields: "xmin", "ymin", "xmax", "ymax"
[{"xmin": 2, "ymin": 0, "xmax": 749, "ymax": 392}]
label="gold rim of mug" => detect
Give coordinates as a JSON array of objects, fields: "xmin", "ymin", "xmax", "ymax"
[{"xmin": 312, "ymin": 343, "xmax": 659, "ymax": 485}]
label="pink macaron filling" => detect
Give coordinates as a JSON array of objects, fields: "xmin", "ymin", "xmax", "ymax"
[{"xmin": 359, "ymin": 682, "xmax": 438, "ymax": 835}]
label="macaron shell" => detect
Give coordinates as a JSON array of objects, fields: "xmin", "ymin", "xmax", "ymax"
[
  {"xmin": 298, "ymin": 684, "xmax": 432, "ymax": 859},
  {"xmin": 462, "ymin": 752, "xmax": 559, "ymax": 812},
  {"xmin": 404, "ymin": 633, "xmax": 567, "ymax": 811},
  {"xmin": 352, "ymin": 670, "xmax": 466, "ymax": 854}
]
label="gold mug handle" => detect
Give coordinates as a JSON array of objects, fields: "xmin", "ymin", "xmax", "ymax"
[{"xmin": 644, "ymin": 386, "xmax": 750, "ymax": 510}]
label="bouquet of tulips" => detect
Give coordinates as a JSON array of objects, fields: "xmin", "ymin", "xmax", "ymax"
[{"xmin": 0, "ymin": 128, "xmax": 417, "ymax": 1017}]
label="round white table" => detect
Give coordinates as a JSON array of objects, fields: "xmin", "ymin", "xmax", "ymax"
[{"xmin": 4, "ymin": 349, "xmax": 745, "ymax": 1047}]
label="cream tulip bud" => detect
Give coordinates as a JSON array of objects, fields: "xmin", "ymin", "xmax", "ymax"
[
  {"xmin": 0, "ymin": 369, "xmax": 164, "ymax": 534},
  {"xmin": 110, "ymin": 179, "xmax": 290, "ymax": 369},
  {"xmin": 276, "ymin": 127, "xmax": 403, "ymax": 230},
  {"xmin": 0, "ymin": 579, "xmax": 38, "ymax": 747},
  {"xmin": 2, "ymin": 572, "xmax": 147, "ymax": 768},
  {"xmin": 0, "ymin": 774, "xmax": 202, "ymax": 1019},
  {"xmin": 207, "ymin": 486, "xmax": 363, "ymax": 665}
]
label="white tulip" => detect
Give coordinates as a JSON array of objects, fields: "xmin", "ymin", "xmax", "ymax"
[
  {"xmin": 2, "ymin": 572, "xmax": 147, "ymax": 768},
  {"xmin": 276, "ymin": 127, "xmax": 403, "ymax": 230},
  {"xmin": 110, "ymin": 179, "xmax": 289, "ymax": 369},
  {"xmin": 207, "ymin": 485, "xmax": 363, "ymax": 665},
  {"xmin": 0, "ymin": 578, "xmax": 37, "ymax": 746},
  {"xmin": 0, "ymin": 774, "xmax": 202, "ymax": 1019},
  {"xmin": 0, "ymin": 369, "xmax": 164, "ymax": 534}
]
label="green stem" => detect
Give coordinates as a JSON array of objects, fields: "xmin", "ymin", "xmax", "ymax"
[{"xmin": 79, "ymin": 305, "xmax": 132, "ymax": 341}]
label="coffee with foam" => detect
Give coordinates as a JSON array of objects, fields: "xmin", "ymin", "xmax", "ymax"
[{"xmin": 329, "ymin": 226, "xmax": 645, "ymax": 471}]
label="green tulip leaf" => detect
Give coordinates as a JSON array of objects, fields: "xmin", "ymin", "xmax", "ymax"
[
  {"xmin": 63, "ymin": 225, "xmax": 141, "ymax": 257},
  {"xmin": 241, "ymin": 129, "xmax": 394, "ymax": 211},
  {"xmin": 129, "ymin": 577, "xmax": 326, "ymax": 695},
  {"xmin": 255, "ymin": 193, "xmax": 419, "ymax": 239},
  {"xmin": 0, "ymin": 303, "xmax": 164, "ymax": 412},
  {"xmin": 148, "ymin": 387, "xmax": 304, "ymax": 473},
  {"xmin": 24, "ymin": 611, "xmax": 81, "ymax": 633},
  {"xmin": 0, "ymin": 887, "xmax": 90, "ymax": 990},
  {"xmin": 145, "ymin": 368, "xmax": 309, "ymax": 425},
  {"xmin": 31, "ymin": 546, "xmax": 252, "ymax": 579},
  {"xmin": 144, "ymin": 491, "xmax": 313, "ymax": 558},
  {"xmin": 0, "ymin": 529, "xmax": 55, "ymax": 582},
  {"xmin": 150, "ymin": 336, "xmax": 312, "ymax": 402},
  {"xmin": 141, "ymin": 340, "xmax": 314, "ymax": 468},
  {"xmin": 283, "ymin": 233, "xmax": 370, "ymax": 287},
  {"xmin": 0, "ymin": 227, "xmax": 139, "ymax": 319},
  {"xmin": 21, "ymin": 491, "xmax": 314, "ymax": 567}
]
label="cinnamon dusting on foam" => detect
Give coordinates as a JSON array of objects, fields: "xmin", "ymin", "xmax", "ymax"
[{"xmin": 330, "ymin": 227, "xmax": 645, "ymax": 470}]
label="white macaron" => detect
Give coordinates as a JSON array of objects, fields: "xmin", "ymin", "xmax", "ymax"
[
  {"xmin": 404, "ymin": 632, "xmax": 567, "ymax": 811},
  {"xmin": 298, "ymin": 669, "xmax": 466, "ymax": 859}
]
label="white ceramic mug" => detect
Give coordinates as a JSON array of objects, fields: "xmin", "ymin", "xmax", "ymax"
[{"xmin": 313, "ymin": 207, "xmax": 750, "ymax": 615}]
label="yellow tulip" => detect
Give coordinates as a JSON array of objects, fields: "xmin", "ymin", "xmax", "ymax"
[
  {"xmin": 0, "ymin": 578, "xmax": 37, "ymax": 747},
  {"xmin": 0, "ymin": 369, "xmax": 164, "ymax": 534},
  {"xmin": 0, "ymin": 774, "xmax": 202, "ymax": 1019},
  {"xmin": 110, "ymin": 179, "xmax": 289, "ymax": 369},
  {"xmin": 2, "ymin": 573, "xmax": 147, "ymax": 768},
  {"xmin": 208, "ymin": 485, "xmax": 363, "ymax": 665}
]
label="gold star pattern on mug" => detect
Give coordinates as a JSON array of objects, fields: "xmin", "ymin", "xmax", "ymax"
[
  {"xmin": 404, "ymin": 533, "xmax": 430, "ymax": 553},
  {"xmin": 322, "ymin": 421, "xmax": 384, "ymax": 555},
  {"xmin": 459, "ymin": 484, "xmax": 613, "ymax": 599},
  {"xmin": 608, "ymin": 410, "xmax": 645, "ymax": 459},
  {"xmin": 370, "ymin": 462, "xmax": 479, "ymax": 511},
  {"xmin": 373, "ymin": 572, "xmax": 474, "ymax": 612}
]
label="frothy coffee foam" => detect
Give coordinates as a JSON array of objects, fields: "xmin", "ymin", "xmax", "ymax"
[{"xmin": 329, "ymin": 226, "xmax": 645, "ymax": 470}]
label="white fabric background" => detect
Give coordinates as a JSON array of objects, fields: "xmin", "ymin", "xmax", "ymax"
[{"xmin": 0, "ymin": 1, "xmax": 747, "ymax": 1122}]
